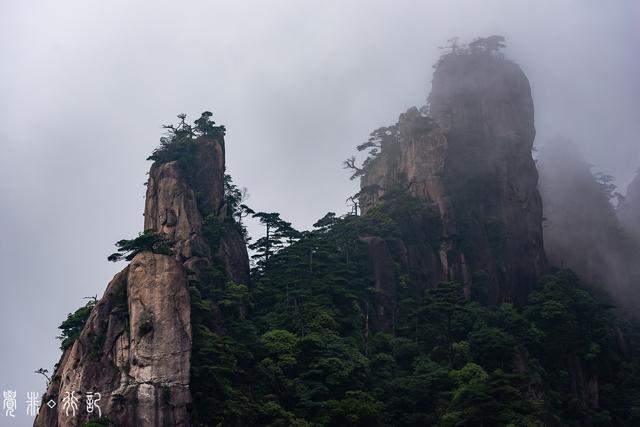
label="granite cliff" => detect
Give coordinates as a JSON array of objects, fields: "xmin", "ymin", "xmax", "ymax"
[
  {"xmin": 35, "ymin": 128, "xmax": 250, "ymax": 426},
  {"xmin": 358, "ymin": 42, "xmax": 547, "ymax": 308},
  {"xmin": 35, "ymin": 38, "xmax": 640, "ymax": 426}
]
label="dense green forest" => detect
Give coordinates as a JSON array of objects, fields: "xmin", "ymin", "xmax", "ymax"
[
  {"xmin": 57, "ymin": 113, "xmax": 640, "ymax": 426},
  {"xmin": 187, "ymin": 184, "xmax": 640, "ymax": 426}
]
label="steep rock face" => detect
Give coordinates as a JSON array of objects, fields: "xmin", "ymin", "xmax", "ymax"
[
  {"xmin": 36, "ymin": 255, "xmax": 192, "ymax": 427},
  {"xmin": 361, "ymin": 111, "xmax": 466, "ymax": 293},
  {"xmin": 144, "ymin": 160, "xmax": 203, "ymax": 247},
  {"xmin": 126, "ymin": 254, "xmax": 192, "ymax": 393},
  {"xmin": 218, "ymin": 228, "xmax": 251, "ymax": 286},
  {"xmin": 34, "ymin": 268, "xmax": 130, "ymax": 427},
  {"xmin": 144, "ymin": 137, "xmax": 225, "ymax": 244},
  {"xmin": 360, "ymin": 52, "xmax": 546, "ymax": 306},
  {"xmin": 36, "ymin": 136, "xmax": 250, "ymax": 426}
]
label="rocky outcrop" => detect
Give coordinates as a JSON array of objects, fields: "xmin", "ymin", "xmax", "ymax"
[
  {"xmin": 35, "ymin": 255, "xmax": 192, "ymax": 427},
  {"xmin": 36, "ymin": 135, "xmax": 250, "ymax": 426},
  {"xmin": 144, "ymin": 160, "xmax": 204, "ymax": 248},
  {"xmin": 144, "ymin": 137, "xmax": 225, "ymax": 245},
  {"xmin": 360, "ymin": 49, "xmax": 546, "ymax": 307}
]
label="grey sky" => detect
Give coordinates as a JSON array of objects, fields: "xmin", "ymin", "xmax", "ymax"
[{"xmin": 1, "ymin": 1, "xmax": 638, "ymax": 424}]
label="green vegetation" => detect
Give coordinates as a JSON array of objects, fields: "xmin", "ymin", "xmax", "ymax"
[
  {"xmin": 147, "ymin": 111, "xmax": 225, "ymax": 165},
  {"xmin": 435, "ymin": 35, "xmax": 508, "ymax": 70},
  {"xmin": 84, "ymin": 417, "xmax": 111, "ymax": 427},
  {"xmin": 107, "ymin": 229, "xmax": 172, "ymax": 262},
  {"xmin": 186, "ymin": 188, "xmax": 640, "ymax": 425},
  {"xmin": 56, "ymin": 111, "xmax": 640, "ymax": 426},
  {"xmin": 57, "ymin": 298, "xmax": 97, "ymax": 350},
  {"xmin": 249, "ymin": 211, "xmax": 300, "ymax": 269},
  {"xmin": 224, "ymin": 173, "xmax": 254, "ymax": 240},
  {"xmin": 344, "ymin": 125, "xmax": 401, "ymax": 181}
]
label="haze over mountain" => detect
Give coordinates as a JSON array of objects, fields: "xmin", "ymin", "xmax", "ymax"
[
  {"xmin": 1, "ymin": 2, "xmax": 639, "ymax": 426},
  {"xmin": 34, "ymin": 36, "xmax": 640, "ymax": 426}
]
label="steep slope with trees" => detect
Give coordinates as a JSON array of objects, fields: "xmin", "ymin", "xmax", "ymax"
[
  {"xmin": 36, "ymin": 38, "xmax": 640, "ymax": 427},
  {"xmin": 354, "ymin": 36, "xmax": 546, "ymax": 307},
  {"xmin": 35, "ymin": 113, "xmax": 250, "ymax": 426}
]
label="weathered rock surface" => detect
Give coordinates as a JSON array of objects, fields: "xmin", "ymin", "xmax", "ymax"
[
  {"xmin": 144, "ymin": 137, "xmax": 226, "ymax": 245},
  {"xmin": 35, "ymin": 255, "xmax": 192, "ymax": 427},
  {"xmin": 144, "ymin": 160, "xmax": 203, "ymax": 246},
  {"xmin": 36, "ymin": 135, "xmax": 250, "ymax": 426},
  {"xmin": 360, "ymin": 51, "xmax": 547, "ymax": 307}
]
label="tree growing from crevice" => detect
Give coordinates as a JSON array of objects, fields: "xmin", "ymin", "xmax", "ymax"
[
  {"xmin": 57, "ymin": 298, "xmax": 98, "ymax": 350},
  {"xmin": 107, "ymin": 230, "xmax": 172, "ymax": 262},
  {"xmin": 343, "ymin": 126, "xmax": 400, "ymax": 182},
  {"xmin": 35, "ymin": 368, "xmax": 51, "ymax": 385}
]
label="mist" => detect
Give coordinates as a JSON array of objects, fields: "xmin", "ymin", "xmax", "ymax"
[
  {"xmin": 538, "ymin": 137, "xmax": 640, "ymax": 309},
  {"xmin": 1, "ymin": 1, "xmax": 639, "ymax": 424}
]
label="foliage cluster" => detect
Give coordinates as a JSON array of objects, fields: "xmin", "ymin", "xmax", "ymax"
[
  {"xmin": 107, "ymin": 229, "xmax": 172, "ymax": 262},
  {"xmin": 437, "ymin": 35, "xmax": 507, "ymax": 64},
  {"xmin": 344, "ymin": 125, "xmax": 401, "ymax": 181},
  {"xmin": 188, "ymin": 170, "xmax": 261, "ymax": 424},
  {"xmin": 84, "ymin": 418, "xmax": 111, "ymax": 427},
  {"xmin": 54, "ymin": 109, "xmax": 640, "ymax": 425},
  {"xmin": 224, "ymin": 173, "xmax": 254, "ymax": 240},
  {"xmin": 189, "ymin": 191, "xmax": 640, "ymax": 426},
  {"xmin": 147, "ymin": 112, "xmax": 226, "ymax": 165},
  {"xmin": 57, "ymin": 297, "xmax": 97, "ymax": 350}
]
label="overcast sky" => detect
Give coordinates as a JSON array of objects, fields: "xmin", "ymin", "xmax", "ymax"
[{"xmin": 1, "ymin": 1, "xmax": 638, "ymax": 424}]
